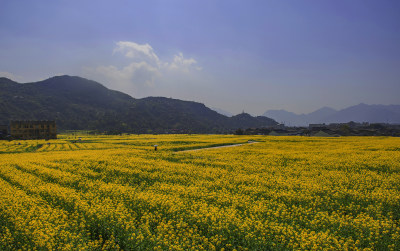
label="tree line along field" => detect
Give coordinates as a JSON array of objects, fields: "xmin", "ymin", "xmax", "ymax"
[{"xmin": 0, "ymin": 134, "xmax": 399, "ymax": 250}]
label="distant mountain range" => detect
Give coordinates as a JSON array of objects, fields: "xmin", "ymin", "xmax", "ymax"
[
  {"xmin": 210, "ymin": 107, "xmax": 233, "ymax": 117},
  {"xmin": 0, "ymin": 75, "xmax": 277, "ymax": 133},
  {"xmin": 264, "ymin": 104, "xmax": 400, "ymax": 126}
]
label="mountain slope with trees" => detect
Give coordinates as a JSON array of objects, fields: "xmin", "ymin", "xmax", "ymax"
[{"xmin": 0, "ymin": 75, "xmax": 277, "ymax": 133}]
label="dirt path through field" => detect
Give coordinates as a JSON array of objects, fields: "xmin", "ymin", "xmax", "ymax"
[{"xmin": 175, "ymin": 141, "xmax": 259, "ymax": 153}]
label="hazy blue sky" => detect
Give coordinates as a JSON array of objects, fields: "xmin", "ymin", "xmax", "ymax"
[{"xmin": 1, "ymin": 0, "xmax": 399, "ymax": 115}]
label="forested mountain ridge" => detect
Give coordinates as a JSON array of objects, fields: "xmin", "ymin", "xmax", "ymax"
[{"xmin": 0, "ymin": 75, "xmax": 277, "ymax": 133}]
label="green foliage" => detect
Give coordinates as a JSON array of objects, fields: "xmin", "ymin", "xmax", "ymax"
[
  {"xmin": 0, "ymin": 76, "xmax": 278, "ymax": 133},
  {"xmin": 235, "ymin": 128, "xmax": 244, "ymax": 135}
]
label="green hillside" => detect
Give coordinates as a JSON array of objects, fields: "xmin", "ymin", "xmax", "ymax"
[{"xmin": 0, "ymin": 76, "xmax": 277, "ymax": 133}]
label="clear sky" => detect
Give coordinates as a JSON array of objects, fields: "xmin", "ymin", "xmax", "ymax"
[{"xmin": 1, "ymin": 0, "xmax": 399, "ymax": 115}]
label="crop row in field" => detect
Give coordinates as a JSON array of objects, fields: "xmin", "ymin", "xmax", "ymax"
[{"xmin": 0, "ymin": 135, "xmax": 399, "ymax": 250}]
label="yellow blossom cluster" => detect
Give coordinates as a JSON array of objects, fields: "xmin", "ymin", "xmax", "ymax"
[{"xmin": 0, "ymin": 135, "xmax": 399, "ymax": 250}]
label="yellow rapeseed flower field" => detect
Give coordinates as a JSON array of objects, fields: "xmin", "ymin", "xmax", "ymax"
[{"xmin": 0, "ymin": 134, "xmax": 399, "ymax": 250}]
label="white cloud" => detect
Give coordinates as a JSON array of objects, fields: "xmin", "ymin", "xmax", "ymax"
[
  {"xmin": 0, "ymin": 71, "xmax": 25, "ymax": 82},
  {"xmin": 84, "ymin": 62, "xmax": 159, "ymax": 95},
  {"xmin": 83, "ymin": 41, "xmax": 201, "ymax": 97},
  {"xmin": 167, "ymin": 52, "xmax": 202, "ymax": 72},
  {"xmin": 113, "ymin": 41, "xmax": 161, "ymax": 66}
]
